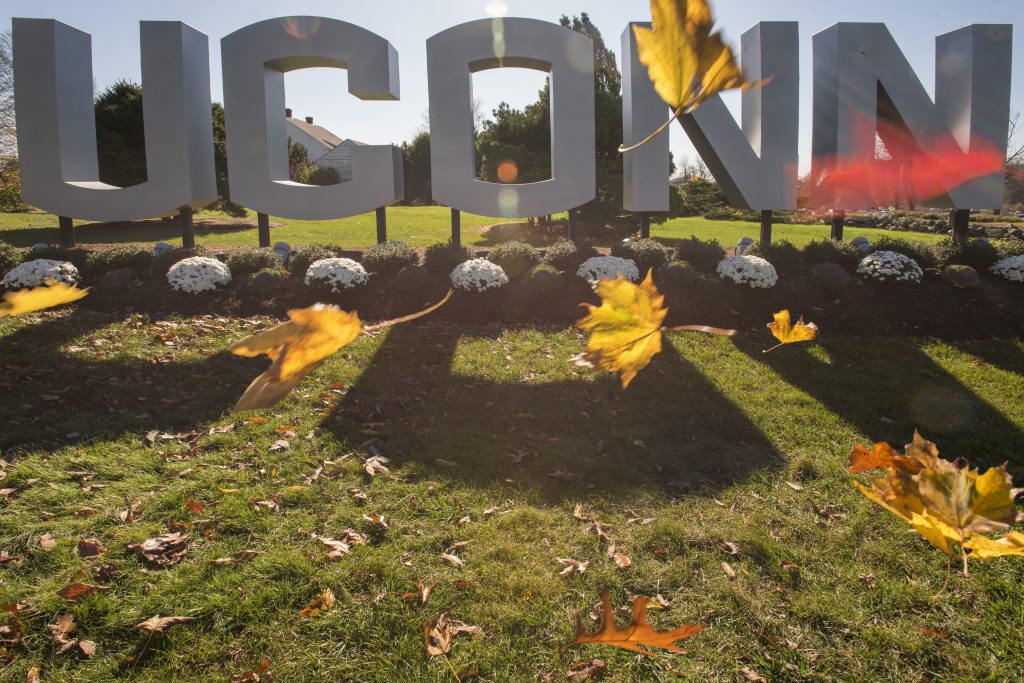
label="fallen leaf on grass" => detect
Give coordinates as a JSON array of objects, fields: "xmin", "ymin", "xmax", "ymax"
[
  {"xmin": 364, "ymin": 456, "xmax": 390, "ymax": 478},
  {"xmin": 38, "ymin": 533, "xmax": 56, "ymax": 550},
  {"xmin": 135, "ymin": 615, "xmax": 195, "ymax": 633},
  {"xmin": 401, "ymin": 581, "xmax": 434, "ymax": 606},
  {"xmin": 740, "ymin": 666, "xmax": 767, "ymax": 682},
  {"xmin": 612, "ymin": 552, "xmax": 632, "ymax": 569},
  {"xmin": 721, "ymin": 562, "xmax": 736, "ymax": 578},
  {"xmin": 363, "ymin": 513, "xmax": 388, "ymax": 529},
  {"xmin": 56, "ymin": 583, "xmax": 107, "ymax": 602},
  {"xmin": 786, "ymin": 481, "xmax": 803, "ymax": 492},
  {"xmin": 764, "ymin": 310, "xmax": 818, "ymax": 353},
  {"xmin": 26, "ymin": 666, "xmax": 40, "ymax": 683},
  {"xmin": 0, "ymin": 281, "xmax": 89, "ymax": 317},
  {"xmin": 210, "ymin": 550, "xmax": 262, "ymax": 566},
  {"xmin": 558, "ymin": 558, "xmax": 590, "ymax": 576},
  {"xmin": 574, "ymin": 590, "xmax": 704, "ymax": 655},
  {"xmin": 230, "ymin": 658, "xmax": 272, "ymax": 683},
  {"xmin": 127, "ymin": 531, "xmax": 191, "ymax": 568},
  {"xmin": 77, "ymin": 539, "xmax": 106, "ymax": 559},
  {"xmin": 423, "ymin": 613, "xmax": 483, "ymax": 656},
  {"xmin": 567, "ymin": 659, "xmax": 608, "ymax": 682},
  {"xmin": 299, "ymin": 588, "xmax": 336, "ymax": 618},
  {"xmin": 312, "ymin": 531, "xmax": 367, "ymax": 561},
  {"xmin": 184, "ymin": 497, "xmax": 205, "ymax": 514},
  {"xmin": 441, "ymin": 553, "xmax": 464, "ymax": 568}
]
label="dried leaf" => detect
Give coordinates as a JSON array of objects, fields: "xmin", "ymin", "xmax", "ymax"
[
  {"xmin": 573, "ymin": 271, "xmax": 667, "ymax": 388},
  {"xmin": 363, "ymin": 513, "xmax": 388, "ymax": 529},
  {"xmin": 558, "ymin": 558, "xmax": 590, "ymax": 576},
  {"xmin": 38, "ymin": 533, "xmax": 56, "ymax": 550},
  {"xmin": 402, "ymin": 581, "xmax": 434, "ymax": 606},
  {"xmin": 211, "ymin": 550, "xmax": 262, "ymax": 566},
  {"xmin": 127, "ymin": 531, "xmax": 191, "ymax": 568},
  {"xmin": 441, "ymin": 553, "xmax": 464, "ymax": 568},
  {"xmin": 0, "ymin": 281, "xmax": 88, "ymax": 317},
  {"xmin": 574, "ymin": 590, "xmax": 703, "ymax": 655},
  {"xmin": 740, "ymin": 667, "xmax": 767, "ymax": 682},
  {"xmin": 849, "ymin": 441, "xmax": 924, "ymax": 474},
  {"xmin": 423, "ymin": 613, "xmax": 482, "ymax": 656},
  {"xmin": 299, "ymin": 588, "xmax": 336, "ymax": 618},
  {"xmin": 135, "ymin": 615, "xmax": 195, "ymax": 633},
  {"xmin": 567, "ymin": 659, "xmax": 608, "ymax": 681},
  {"xmin": 56, "ymin": 583, "xmax": 107, "ymax": 602},
  {"xmin": 765, "ymin": 310, "xmax": 818, "ymax": 352},
  {"xmin": 612, "ymin": 553, "xmax": 632, "ymax": 569},
  {"xmin": 851, "ymin": 432, "xmax": 1024, "ymax": 571},
  {"xmin": 632, "ymin": 0, "xmax": 768, "ymax": 115},
  {"xmin": 230, "ymin": 658, "xmax": 272, "ymax": 683},
  {"xmin": 721, "ymin": 561, "xmax": 736, "ymax": 578},
  {"xmin": 77, "ymin": 539, "xmax": 106, "ymax": 559},
  {"xmin": 364, "ymin": 456, "xmax": 391, "ymax": 478},
  {"xmin": 26, "ymin": 666, "xmax": 40, "ymax": 683}
]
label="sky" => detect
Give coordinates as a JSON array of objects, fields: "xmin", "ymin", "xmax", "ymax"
[{"xmin": 3, "ymin": 0, "xmax": 1023, "ymax": 175}]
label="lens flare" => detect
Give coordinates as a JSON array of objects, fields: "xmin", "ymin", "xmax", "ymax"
[
  {"xmin": 280, "ymin": 17, "xmax": 321, "ymax": 40},
  {"xmin": 498, "ymin": 188, "xmax": 519, "ymax": 216},
  {"xmin": 497, "ymin": 161, "xmax": 519, "ymax": 183},
  {"xmin": 491, "ymin": 18, "xmax": 506, "ymax": 63}
]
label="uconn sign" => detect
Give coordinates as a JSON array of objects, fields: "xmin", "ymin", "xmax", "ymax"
[{"xmin": 10, "ymin": 16, "xmax": 1013, "ymax": 229}]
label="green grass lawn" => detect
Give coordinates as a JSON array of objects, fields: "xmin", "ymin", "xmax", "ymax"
[
  {"xmin": 0, "ymin": 208, "xmax": 946, "ymax": 250},
  {"xmin": 1, "ymin": 308, "xmax": 1023, "ymax": 681}
]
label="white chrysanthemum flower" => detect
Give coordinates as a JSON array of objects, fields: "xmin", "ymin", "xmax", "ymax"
[
  {"xmin": 716, "ymin": 255, "xmax": 778, "ymax": 289},
  {"xmin": 166, "ymin": 257, "xmax": 232, "ymax": 293},
  {"xmin": 2, "ymin": 259, "xmax": 80, "ymax": 290},
  {"xmin": 305, "ymin": 258, "xmax": 369, "ymax": 292},
  {"xmin": 857, "ymin": 250, "xmax": 922, "ymax": 284},
  {"xmin": 992, "ymin": 255, "xmax": 1024, "ymax": 283},
  {"xmin": 451, "ymin": 258, "xmax": 509, "ymax": 291},
  {"xmin": 576, "ymin": 256, "xmax": 639, "ymax": 283}
]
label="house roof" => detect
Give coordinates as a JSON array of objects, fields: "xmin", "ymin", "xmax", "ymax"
[{"xmin": 286, "ymin": 116, "xmax": 344, "ymax": 149}]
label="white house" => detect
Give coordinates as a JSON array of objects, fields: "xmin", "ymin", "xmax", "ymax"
[{"xmin": 285, "ymin": 108, "xmax": 363, "ymax": 182}]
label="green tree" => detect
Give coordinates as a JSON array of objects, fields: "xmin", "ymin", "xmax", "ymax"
[
  {"xmin": 95, "ymin": 80, "xmax": 147, "ymax": 188},
  {"xmin": 401, "ymin": 130, "xmax": 433, "ymax": 204}
]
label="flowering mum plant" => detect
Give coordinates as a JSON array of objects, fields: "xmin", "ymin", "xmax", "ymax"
[
  {"xmin": 716, "ymin": 255, "xmax": 778, "ymax": 288},
  {"xmin": 856, "ymin": 250, "xmax": 923, "ymax": 284},
  {"xmin": 305, "ymin": 258, "xmax": 369, "ymax": 292},
  {"xmin": 2, "ymin": 259, "xmax": 80, "ymax": 290},
  {"xmin": 992, "ymin": 255, "xmax": 1024, "ymax": 283},
  {"xmin": 450, "ymin": 258, "xmax": 509, "ymax": 292},
  {"xmin": 166, "ymin": 257, "xmax": 232, "ymax": 293},
  {"xmin": 577, "ymin": 256, "xmax": 640, "ymax": 283}
]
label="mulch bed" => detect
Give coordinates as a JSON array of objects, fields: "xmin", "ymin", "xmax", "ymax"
[{"xmin": 71, "ymin": 267, "xmax": 1024, "ymax": 341}]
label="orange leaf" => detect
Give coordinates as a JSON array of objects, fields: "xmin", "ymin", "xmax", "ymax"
[{"xmin": 574, "ymin": 590, "xmax": 703, "ymax": 656}]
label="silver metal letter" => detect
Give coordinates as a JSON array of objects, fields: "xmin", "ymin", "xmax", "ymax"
[
  {"xmin": 621, "ymin": 21, "xmax": 799, "ymax": 211},
  {"xmin": 221, "ymin": 17, "xmax": 403, "ymax": 220},
  {"xmin": 811, "ymin": 23, "xmax": 1012, "ymax": 209},
  {"xmin": 427, "ymin": 18, "xmax": 595, "ymax": 218},
  {"xmin": 13, "ymin": 19, "xmax": 216, "ymax": 221}
]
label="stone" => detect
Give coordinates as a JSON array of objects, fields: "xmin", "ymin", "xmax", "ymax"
[
  {"xmin": 32, "ymin": 242, "xmax": 50, "ymax": 252},
  {"xmin": 153, "ymin": 242, "xmax": 172, "ymax": 256},
  {"xmin": 100, "ymin": 267, "xmax": 139, "ymax": 290},
  {"xmin": 736, "ymin": 237, "xmax": 755, "ymax": 255},
  {"xmin": 273, "ymin": 241, "xmax": 291, "ymax": 265},
  {"xmin": 393, "ymin": 265, "xmax": 431, "ymax": 292},
  {"xmin": 811, "ymin": 262, "xmax": 852, "ymax": 291},
  {"xmin": 943, "ymin": 264, "xmax": 980, "ymax": 288},
  {"xmin": 985, "ymin": 228, "xmax": 1006, "ymax": 239},
  {"xmin": 850, "ymin": 236, "xmax": 872, "ymax": 254}
]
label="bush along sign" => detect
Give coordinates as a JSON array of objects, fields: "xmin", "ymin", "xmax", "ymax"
[{"xmin": 10, "ymin": 15, "xmax": 1013, "ymax": 230}]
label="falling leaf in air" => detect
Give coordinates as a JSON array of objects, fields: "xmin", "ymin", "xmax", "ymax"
[
  {"xmin": 574, "ymin": 271, "xmax": 733, "ymax": 388},
  {"xmin": 622, "ymin": 0, "xmax": 770, "ymax": 152},
  {"xmin": 299, "ymin": 588, "xmax": 336, "ymax": 618},
  {"xmin": 135, "ymin": 615, "xmax": 195, "ymax": 633},
  {"xmin": 231, "ymin": 292, "xmax": 452, "ymax": 411},
  {"xmin": 764, "ymin": 310, "xmax": 818, "ymax": 353},
  {"xmin": 574, "ymin": 590, "xmax": 704, "ymax": 655},
  {"xmin": 0, "ymin": 281, "xmax": 89, "ymax": 318},
  {"xmin": 850, "ymin": 431, "xmax": 1024, "ymax": 575},
  {"xmin": 423, "ymin": 613, "xmax": 483, "ymax": 656}
]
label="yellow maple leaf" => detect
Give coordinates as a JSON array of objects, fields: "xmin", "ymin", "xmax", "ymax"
[
  {"xmin": 0, "ymin": 281, "xmax": 89, "ymax": 317},
  {"xmin": 763, "ymin": 309, "xmax": 817, "ymax": 353},
  {"xmin": 851, "ymin": 433, "xmax": 1024, "ymax": 574},
  {"xmin": 623, "ymin": 0, "xmax": 769, "ymax": 152},
  {"xmin": 574, "ymin": 590, "xmax": 703, "ymax": 656},
  {"xmin": 573, "ymin": 270, "xmax": 668, "ymax": 389},
  {"xmin": 231, "ymin": 291, "xmax": 453, "ymax": 411}
]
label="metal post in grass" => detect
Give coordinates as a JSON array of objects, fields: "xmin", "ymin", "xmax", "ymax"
[
  {"xmin": 450, "ymin": 208, "xmax": 461, "ymax": 246},
  {"xmin": 376, "ymin": 207, "xmax": 387, "ymax": 244},
  {"xmin": 830, "ymin": 210, "xmax": 845, "ymax": 241},
  {"xmin": 759, "ymin": 210, "xmax": 773, "ymax": 247},
  {"xmin": 568, "ymin": 210, "xmax": 578, "ymax": 243},
  {"xmin": 951, "ymin": 209, "xmax": 970, "ymax": 245},
  {"xmin": 257, "ymin": 212, "xmax": 271, "ymax": 247},
  {"xmin": 58, "ymin": 216, "xmax": 75, "ymax": 248},
  {"xmin": 179, "ymin": 207, "xmax": 195, "ymax": 249},
  {"xmin": 640, "ymin": 212, "xmax": 651, "ymax": 239}
]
